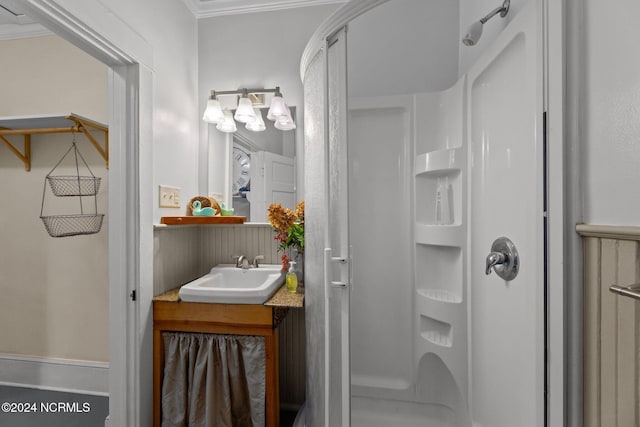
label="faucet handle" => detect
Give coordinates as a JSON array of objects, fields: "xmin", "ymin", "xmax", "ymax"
[
  {"xmin": 252, "ymin": 255, "xmax": 265, "ymax": 268},
  {"xmin": 232, "ymin": 255, "xmax": 243, "ymax": 268}
]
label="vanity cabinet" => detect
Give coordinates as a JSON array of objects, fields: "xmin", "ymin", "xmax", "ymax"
[{"xmin": 153, "ymin": 287, "xmax": 297, "ymax": 427}]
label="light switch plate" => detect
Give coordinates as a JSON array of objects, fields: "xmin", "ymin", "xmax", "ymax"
[{"xmin": 159, "ymin": 185, "xmax": 181, "ymax": 208}]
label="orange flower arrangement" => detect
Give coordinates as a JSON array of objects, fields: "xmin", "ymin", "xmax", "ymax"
[{"xmin": 268, "ymin": 201, "xmax": 304, "ymax": 271}]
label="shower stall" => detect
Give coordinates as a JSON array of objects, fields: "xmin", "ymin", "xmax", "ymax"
[{"xmin": 302, "ymin": 0, "xmax": 563, "ymax": 426}]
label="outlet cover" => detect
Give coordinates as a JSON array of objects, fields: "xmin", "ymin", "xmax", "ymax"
[{"xmin": 159, "ymin": 185, "xmax": 181, "ymax": 208}]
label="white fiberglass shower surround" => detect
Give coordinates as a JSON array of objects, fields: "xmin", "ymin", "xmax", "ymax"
[{"xmin": 301, "ymin": 0, "xmax": 565, "ymax": 426}]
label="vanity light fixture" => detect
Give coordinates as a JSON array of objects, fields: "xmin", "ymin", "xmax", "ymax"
[
  {"xmin": 202, "ymin": 95, "xmax": 225, "ymax": 123},
  {"xmin": 203, "ymin": 86, "xmax": 295, "ymax": 133},
  {"xmin": 274, "ymin": 106, "xmax": 297, "ymax": 131},
  {"xmin": 234, "ymin": 90, "xmax": 256, "ymax": 123},
  {"xmin": 216, "ymin": 110, "xmax": 237, "ymax": 133},
  {"xmin": 246, "ymin": 109, "xmax": 266, "ymax": 132}
]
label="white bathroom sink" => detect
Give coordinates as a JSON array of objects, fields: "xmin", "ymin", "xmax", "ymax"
[{"xmin": 178, "ymin": 264, "xmax": 285, "ymax": 304}]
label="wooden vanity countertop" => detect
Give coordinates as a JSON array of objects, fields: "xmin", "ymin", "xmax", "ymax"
[{"xmin": 153, "ymin": 283, "xmax": 304, "ymax": 308}]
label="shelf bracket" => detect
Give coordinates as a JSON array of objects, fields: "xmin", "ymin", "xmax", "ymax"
[
  {"xmin": 70, "ymin": 115, "xmax": 109, "ymax": 169},
  {"xmin": 0, "ymin": 131, "xmax": 31, "ymax": 171},
  {"xmin": 0, "ymin": 114, "xmax": 109, "ymax": 170}
]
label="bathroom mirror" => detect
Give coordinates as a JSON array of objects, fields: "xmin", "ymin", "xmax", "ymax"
[{"xmin": 210, "ymin": 107, "xmax": 297, "ymax": 223}]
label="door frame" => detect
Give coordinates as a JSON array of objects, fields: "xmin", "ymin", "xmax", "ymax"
[{"xmin": 13, "ymin": 1, "xmax": 154, "ymax": 425}]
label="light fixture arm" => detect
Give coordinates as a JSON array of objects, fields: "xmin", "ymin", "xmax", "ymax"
[
  {"xmin": 479, "ymin": 0, "xmax": 510, "ymax": 24},
  {"xmin": 208, "ymin": 87, "xmax": 282, "ymax": 99},
  {"xmin": 203, "ymin": 85, "xmax": 294, "ymax": 132}
]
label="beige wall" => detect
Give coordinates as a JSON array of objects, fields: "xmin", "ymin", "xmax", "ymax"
[{"xmin": 0, "ymin": 35, "xmax": 108, "ymax": 362}]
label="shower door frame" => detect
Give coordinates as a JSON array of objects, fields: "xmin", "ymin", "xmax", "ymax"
[
  {"xmin": 301, "ymin": 0, "xmax": 568, "ymax": 425},
  {"xmin": 323, "ymin": 26, "xmax": 352, "ymax": 427}
]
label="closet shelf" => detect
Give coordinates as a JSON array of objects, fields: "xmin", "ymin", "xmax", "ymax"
[
  {"xmin": 415, "ymin": 147, "xmax": 462, "ymax": 176},
  {"xmin": 415, "ymin": 223, "xmax": 463, "ymax": 247},
  {"xmin": 0, "ymin": 113, "xmax": 109, "ymax": 171}
]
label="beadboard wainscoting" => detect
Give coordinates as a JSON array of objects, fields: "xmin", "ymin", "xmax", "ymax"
[
  {"xmin": 154, "ymin": 225, "xmax": 203, "ymax": 296},
  {"xmin": 577, "ymin": 224, "xmax": 640, "ymax": 427},
  {"xmin": 153, "ymin": 223, "xmax": 306, "ymax": 408},
  {"xmin": 154, "ymin": 224, "xmax": 282, "ymax": 296}
]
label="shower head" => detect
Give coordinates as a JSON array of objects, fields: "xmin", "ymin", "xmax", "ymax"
[
  {"xmin": 462, "ymin": 21, "xmax": 483, "ymax": 46},
  {"xmin": 461, "ymin": 0, "xmax": 510, "ymax": 46}
]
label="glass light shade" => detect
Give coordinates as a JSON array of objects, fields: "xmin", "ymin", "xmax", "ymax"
[
  {"xmin": 216, "ymin": 110, "xmax": 237, "ymax": 132},
  {"xmin": 246, "ymin": 110, "xmax": 266, "ymax": 132},
  {"xmin": 202, "ymin": 98, "xmax": 224, "ymax": 123},
  {"xmin": 274, "ymin": 107, "xmax": 296, "ymax": 131},
  {"xmin": 234, "ymin": 97, "xmax": 256, "ymax": 123},
  {"xmin": 267, "ymin": 95, "xmax": 287, "ymax": 120}
]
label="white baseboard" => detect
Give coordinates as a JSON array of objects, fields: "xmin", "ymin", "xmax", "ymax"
[{"xmin": 0, "ymin": 353, "xmax": 109, "ymax": 396}]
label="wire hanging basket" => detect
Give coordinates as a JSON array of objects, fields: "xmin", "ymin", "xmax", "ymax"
[
  {"xmin": 47, "ymin": 175, "xmax": 101, "ymax": 197},
  {"xmin": 40, "ymin": 138, "xmax": 104, "ymax": 237}
]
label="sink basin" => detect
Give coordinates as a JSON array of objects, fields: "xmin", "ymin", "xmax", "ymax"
[{"xmin": 178, "ymin": 264, "xmax": 285, "ymax": 304}]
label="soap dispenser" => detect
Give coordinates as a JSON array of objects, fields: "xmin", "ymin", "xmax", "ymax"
[{"xmin": 286, "ymin": 261, "xmax": 298, "ymax": 293}]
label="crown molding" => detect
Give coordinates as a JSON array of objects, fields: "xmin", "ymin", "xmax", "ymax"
[
  {"xmin": 0, "ymin": 22, "xmax": 51, "ymax": 40},
  {"xmin": 182, "ymin": 0, "xmax": 347, "ymax": 19}
]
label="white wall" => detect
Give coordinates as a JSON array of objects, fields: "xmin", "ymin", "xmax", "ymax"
[
  {"xmin": 458, "ymin": 0, "xmax": 529, "ymax": 75},
  {"xmin": 100, "ymin": 0, "xmax": 200, "ymax": 222},
  {"xmin": 0, "ymin": 35, "xmax": 108, "ymax": 362},
  {"xmin": 580, "ymin": 0, "xmax": 640, "ymax": 225},
  {"xmin": 198, "ymin": 4, "xmax": 339, "ymax": 207}
]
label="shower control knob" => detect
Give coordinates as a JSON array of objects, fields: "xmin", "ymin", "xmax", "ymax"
[{"xmin": 485, "ymin": 236, "xmax": 519, "ymax": 281}]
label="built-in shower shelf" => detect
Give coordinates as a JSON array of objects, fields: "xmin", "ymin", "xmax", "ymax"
[
  {"xmin": 420, "ymin": 331, "xmax": 453, "ymax": 347},
  {"xmin": 415, "ymin": 147, "xmax": 463, "ymax": 176},
  {"xmin": 417, "ymin": 289, "xmax": 462, "ymax": 304},
  {"xmin": 420, "ymin": 315, "xmax": 453, "ymax": 347},
  {"xmin": 415, "ymin": 224, "xmax": 463, "ymax": 247}
]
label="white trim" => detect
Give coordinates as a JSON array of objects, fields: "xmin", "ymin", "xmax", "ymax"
[
  {"xmin": 0, "ymin": 23, "xmax": 51, "ymax": 40},
  {"xmin": 185, "ymin": 0, "xmax": 346, "ymax": 19},
  {"xmin": 576, "ymin": 224, "xmax": 640, "ymax": 240},
  {"xmin": 545, "ymin": 0, "xmax": 567, "ymax": 425},
  {"xmin": 0, "ymin": 354, "xmax": 109, "ymax": 396},
  {"xmin": 4, "ymin": 0, "xmax": 153, "ymax": 70},
  {"xmin": 233, "ymin": 132, "xmax": 261, "ymax": 153}
]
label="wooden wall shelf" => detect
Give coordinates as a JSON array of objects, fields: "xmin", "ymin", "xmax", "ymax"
[
  {"xmin": 0, "ymin": 113, "xmax": 109, "ymax": 170},
  {"xmin": 160, "ymin": 216, "xmax": 247, "ymax": 225}
]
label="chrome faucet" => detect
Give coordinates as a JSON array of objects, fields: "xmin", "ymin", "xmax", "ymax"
[
  {"xmin": 485, "ymin": 251, "xmax": 507, "ymax": 275},
  {"xmin": 233, "ymin": 254, "xmax": 265, "ymax": 269},
  {"xmin": 234, "ymin": 255, "xmax": 251, "ymax": 269},
  {"xmin": 252, "ymin": 255, "xmax": 265, "ymax": 268}
]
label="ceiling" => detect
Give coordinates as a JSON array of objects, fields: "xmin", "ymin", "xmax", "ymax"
[{"xmin": 0, "ymin": 0, "xmax": 345, "ymax": 40}]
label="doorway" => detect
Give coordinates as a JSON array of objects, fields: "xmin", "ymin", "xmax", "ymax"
[
  {"xmin": 0, "ymin": 33, "xmax": 110, "ymax": 425},
  {"xmin": 6, "ymin": 1, "xmax": 152, "ymax": 425}
]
